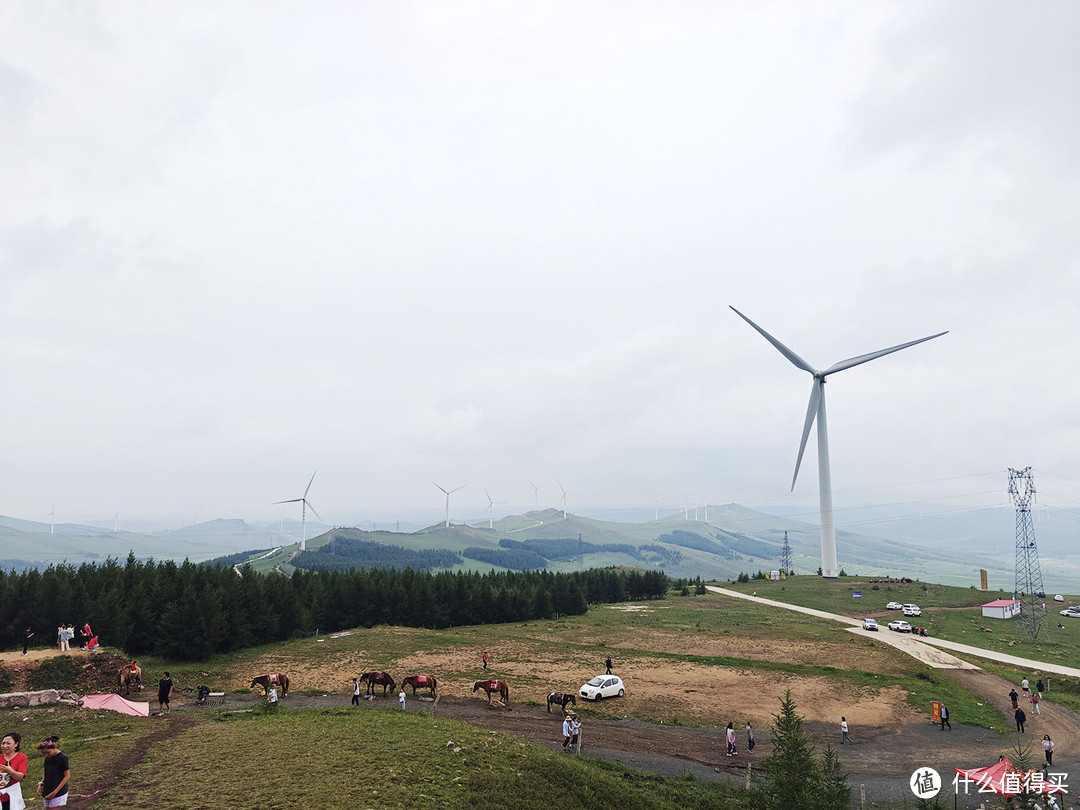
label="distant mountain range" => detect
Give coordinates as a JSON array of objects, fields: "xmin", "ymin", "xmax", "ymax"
[{"xmin": 3, "ymin": 504, "xmax": 1077, "ymax": 591}]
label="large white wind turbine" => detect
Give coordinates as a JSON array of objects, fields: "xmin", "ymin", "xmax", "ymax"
[
  {"xmin": 731, "ymin": 307, "xmax": 946, "ymax": 578},
  {"xmin": 529, "ymin": 480, "xmax": 540, "ymax": 510},
  {"xmin": 275, "ymin": 471, "xmax": 322, "ymax": 552},
  {"xmin": 558, "ymin": 482, "xmax": 571, "ymax": 519},
  {"xmin": 484, "ymin": 488, "xmax": 506, "ymax": 529},
  {"xmin": 434, "ymin": 482, "xmax": 465, "ymax": 528}
]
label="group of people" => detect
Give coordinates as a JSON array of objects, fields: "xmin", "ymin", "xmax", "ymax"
[
  {"xmin": 724, "ymin": 722, "xmax": 754, "ymax": 755},
  {"xmin": 20, "ymin": 623, "xmax": 95, "ymax": 656},
  {"xmin": 561, "ymin": 712, "xmax": 582, "ymax": 751},
  {"xmin": 0, "ymin": 733, "xmax": 70, "ymax": 809},
  {"xmin": 1008, "ymin": 677, "xmax": 1056, "ymax": 768}
]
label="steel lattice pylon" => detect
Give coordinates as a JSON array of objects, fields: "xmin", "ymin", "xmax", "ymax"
[
  {"xmin": 780, "ymin": 531, "xmax": 793, "ymax": 575},
  {"xmin": 1009, "ymin": 467, "xmax": 1046, "ymax": 640}
]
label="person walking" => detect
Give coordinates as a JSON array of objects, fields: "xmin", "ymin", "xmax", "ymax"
[
  {"xmin": 1015, "ymin": 707, "xmax": 1026, "ymax": 733},
  {"xmin": 1021, "ymin": 677, "xmax": 1030, "ymax": 695},
  {"xmin": 36, "ymin": 737, "xmax": 69, "ymax": 810},
  {"xmin": 841, "ymin": 717, "xmax": 851, "ymax": 744},
  {"xmin": 940, "ymin": 704, "xmax": 951, "ymax": 731},
  {"xmin": 482, "ymin": 651, "xmax": 488, "ymax": 671},
  {"xmin": 605, "ymin": 657, "xmax": 613, "ymax": 675},
  {"xmin": 56, "ymin": 626, "xmax": 65, "ymax": 653},
  {"xmin": 1043, "ymin": 734, "xmax": 1054, "ymax": 767},
  {"xmin": 157, "ymin": 672, "xmax": 173, "ymax": 716},
  {"xmin": 561, "ymin": 715, "xmax": 573, "ymax": 750},
  {"xmin": 1031, "ymin": 691, "xmax": 1041, "ymax": 716},
  {"xmin": 21, "ymin": 628, "xmax": 33, "ymax": 656},
  {"xmin": 398, "ymin": 689, "xmax": 406, "ymax": 710},
  {"xmin": 1036, "ymin": 679, "xmax": 1045, "ymax": 698},
  {"xmin": 570, "ymin": 714, "xmax": 581, "ymax": 751},
  {"xmin": 746, "ymin": 722, "xmax": 755, "ymax": 752},
  {"xmin": 1009, "ymin": 689, "xmax": 1019, "ymax": 710},
  {"xmin": 726, "ymin": 722, "xmax": 736, "ymax": 756},
  {"xmin": 352, "ymin": 678, "xmax": 360, "ymax": 706}
]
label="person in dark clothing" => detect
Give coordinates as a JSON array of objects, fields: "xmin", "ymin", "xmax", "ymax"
[
  {"xmin": 1009, "ymin": 689, "xmax": 1019, "ymax": 710},
  {"xmin": 352, "ymin": 678, "xmax": 361, "ymax": 706},
  {"xmin": 36, "ymin": 737, "xmax": 69, "ymax": 808},
  {"xmin": 1015, "ymin": 707, "xmax": 1026, "ymax": 733},
  {"xmin": 605, "ymin": 657, "xmax": 613, "ymax": 675},
  {"xmin": 1036, "ymin": 679, "xmax": 1045, "ymax": 698},
  {"xmin": 22, "ymin": 628, "xmax": 33, "ymax": 656},
  {"xmin": 157, "ymin": 673, "xmax": 173, "ymax": 716},
  {"xmin": 940, "ymin": 704, "xmax": 950, "ymax": 730}
]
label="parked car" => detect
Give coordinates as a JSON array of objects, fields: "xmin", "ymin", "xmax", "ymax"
[
  {"xmin": 902, "ymin": 604, "xmax": 922, "ymax": 617},
  {"xmin": 888, "ymin": 620, "xmax": 912, "ymax": 632},
  {"xmin": 862, "ymin": 618, "xmax": 879, "ymax": 631},
  {"xmin": 1059, "ymin": 607, "xmax": 1080, "ymax": 618},
  {"xmin": 886, "ymin": 602, "xmax": 903, "ymax": 610},
  {"xmin": 1054, "ymin": 594, "xmax": 1065, "ymax": 602},
  {"xmin": 580, "ymin": 675, "xmax": 625, "ymax": 700}
]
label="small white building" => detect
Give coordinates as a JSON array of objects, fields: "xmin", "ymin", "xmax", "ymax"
[{"xmin": 981, "ymin": 599, "xmax": 1021, "ymax": 620}]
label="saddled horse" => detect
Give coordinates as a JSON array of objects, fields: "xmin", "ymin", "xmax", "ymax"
[
  {"xmin": 118, "ymin": 664, "xmax": 143, "ymax": 695},
  {"xmin": 473, "ymin": 679, "xmax": 509, "ymax": 705},
  {"xmin": 546, "ymin": 692, "xmax": 576, "ymax": 713},
  {"xmin": 251, "ymin": 673, "xmax": 289, "ymax": 697},
  {"xmin": 400, "ymin": 674, "xmax": 437, "ymax": 698},
  {"xmin": 359, "ymin": 671, "xmax": 396, "ymax": 695}
]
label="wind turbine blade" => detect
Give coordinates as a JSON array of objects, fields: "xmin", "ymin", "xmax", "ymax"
[
  {"xmin": 450, "ymin": 485, "xmax": 465, "ymax": 494},
  {"xmin": 305, "ymin": 500, "xmax": 322, "ymax": 522},
  {"xmin": 304, "ymin": 470, "xmax": 317, "ymax": 498},
  {"xmin": 433, "ymin": 482, "xmax": 449, "ymax": 494},
  {"xmin": 730, "ymin": 306, "xmax": 816, "ymax": 373},
  {"xmin": 274, "ymin": 498, "xmax": 303, "ymax": 505},
  {"xmin": 792, "ymin": 379, "xmax": 822, "ymax": 491},
  {"xmin": 822, "ymin": 332, "xmax": 948, "ymax": 376},
  {"xmin": 485, "ymin": 488, "xmax": 493, "ymax": 505}
]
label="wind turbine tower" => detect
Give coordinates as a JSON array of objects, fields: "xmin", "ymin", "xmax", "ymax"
[
  {"xmin": 558, "ymin": 482, "xmax": 570, "ymax": 519},
  {"xmin": 484, "ymin": 488, "xmax": 505, "ymax": 529},
  {"xmin": 275, "ymin": 471, "xmax": 322, "ymax": 552},
  {"xmin": 731, "ymin": 306, "xmax": 946, "ymax": 578},
  {"xmin": 529, "ymin": 480, "xmax": 540, "ymax": 510},
  {"xmin": 434, "ymin": 482, "xmax": 465, "ymax": 528}
]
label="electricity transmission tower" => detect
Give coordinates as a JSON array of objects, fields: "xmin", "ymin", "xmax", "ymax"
[
  {"xmin": 779, "ymin": 531, "xmax": 793, "ymax": 575},
  {"xmin": 1009, "ymin": 467, "xmax": 1045, "ymax": 640}
]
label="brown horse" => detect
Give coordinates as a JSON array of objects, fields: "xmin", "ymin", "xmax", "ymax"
[
  {"xmin": 400, "ymin": 674, "xmax": 437, "ymax": 698},
  {"xmin": 118, "ymin": 664, "xmax": 143, "ymax": 695},
  {"xmin": 250, "ymin": 673, "xmax": 289, "ymax": 697},
  {"xmin": 546, "ymin": 692, "xmax": 576, "ymax": 713},
  {"xmin": 359, "ymin": 671, "xmax": 396, "ymax": 695},
  {"xmin": 473, "ymin": 679, "xmax": 509, "ymax": 705}
]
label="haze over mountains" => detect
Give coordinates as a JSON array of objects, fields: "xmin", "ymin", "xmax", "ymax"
[{"xmin": 4, "ymin": 502, "xmax": 1079, "ymax": 591}]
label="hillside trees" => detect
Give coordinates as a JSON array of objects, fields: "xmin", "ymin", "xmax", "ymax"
[{"xmin": 0, "ymin": 558, "xmax": 665, "ymax": 661}]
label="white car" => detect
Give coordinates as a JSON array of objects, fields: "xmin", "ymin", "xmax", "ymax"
[
  {"xmin": 888, "ymin": 620, "xmax": 912, "ymax": 632},
  {"xmin": 580, "ymin": 675, "xmax": 625, "ymax": 701},
  {"xmin": 862, "ymin": 618, "xmax": 879, "ymax": 631},
  {"xmin": 886, "ymin": 602, "xmax": 903, "ymax": 610},
  {"xmin": 1060, "ymin": 607, "xmax": 1080, "ymax": 618},
  {"xmin": 902, "ymin": 604, "xmax": 922, "ymax": 617},
  {"xmin": 1054, "ymin": 595, "xmax": 1065, "ymax": 602}
]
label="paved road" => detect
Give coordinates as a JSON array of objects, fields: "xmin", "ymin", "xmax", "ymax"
[{"xmin": 707, "ymin": 586, "xmax": 1080, "ymax": 676}]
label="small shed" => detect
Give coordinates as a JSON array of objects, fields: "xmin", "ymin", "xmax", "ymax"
[{"xmin": 981, "ymin": 599, "xmax": 1021, "ymax": 620}]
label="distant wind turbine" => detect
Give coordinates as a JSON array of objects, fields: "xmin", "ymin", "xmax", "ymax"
[
  {"xmin": 558, "ymin": 482, "xmax": 571, "ymax": 519},
  {"xmin": 731, "ymin": 306, "xmax": 946, "ymax": 578},
  {"xmin": 529, "ymin": 480, "xmax": 540, "ymax": 510},
  {"xmin": 114, "ymin": 513, "xmax": 119, "ymax": 533},
  {"xmin": 275, "ymin": 471, "xmax": 322, "ymax": 551},
  {"xmin": 434, "ymin": 482, "xmax": 465, "ymax": 528},
  {"xmin": 484, "ymin": 488, "xmax": 506, "ymax": 529},
  {"xmin": 652, "ymin": 497, "xmax": 661, "ymax": 521},
  {"xmin": 45, "ymin": 510, "xmax": 55, "ymax": 535}
]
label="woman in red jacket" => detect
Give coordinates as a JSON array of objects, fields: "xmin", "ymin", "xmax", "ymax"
[{"xmin": 0, "ymin": 732, "xmax": 28, "ymax": 810}]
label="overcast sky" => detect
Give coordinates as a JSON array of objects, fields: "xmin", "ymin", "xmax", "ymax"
[{"xmin": 2, "ymin": 1, "xmax": 1078, "ymax": 529}]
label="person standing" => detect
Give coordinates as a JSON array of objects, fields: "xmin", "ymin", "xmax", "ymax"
[
  {"xmin": 81, "ymin": 623, "xmax": 92, "ymax": 651},
  {"xmin": 1015, "ymin": 707, "xmax": 1026, "ymax": 733},
  {"xmin": 940, "ymin": 704, "xmax": 951, "ymax": 730},
  {"xmin": 1021, "ymin": 677, "xmax": 1030, "ymax": 695},
  {"xmin": 570, "ymin": 714, "xmax": 581, "ymax": 751},
  {"xmin": 605, "ymin": 657, "xmax": 613, "ymax": 675},
  {"xmin": 0, "ymin": 733, "xmax": 28, "ymax": 810},
  {"xmin": 21, "ymin": 628, "xmax": 33, "ymax": 656},
  {"xmin": 36, "ymin": 737, "xmax": 69, "ymax": 809},
  {"xmin": 561, "ymin": 715, "xmax": 573, "ymax": 750},
  {"xmin": 726, "ymin": 722, "xmax": 736, "ymax": 756},
  {"xmin": 482, "ymin": 651, "xmax": 488, "ymax": 671},
  {"xmin": 1009, "ymin": 689, "xmax": 1019, "ymax": 710},
  {"xmin": 267, "ymin": 686, "xmax": 278, "ymax": 704},
  {"xmin": 841, "ymin": 717, "xmax": 851, "ymax": 744},
  {"xmin": 398, "ymin": 689, "xmax": 406, "ymax": 710},
  {"xmin": 56, "ymin": 626, "xmax": 64, "ymax": 653},
  {"xmin": 746, "ymin": 722, "xmax": 755, "ymax": 752},
  {"xmin": 157, "ymin": 672, "xmax": 173, "ymax": 716},
  {"xmin": 1043, "ymin": 734, "xmax": 1054, "ymax": 766},
  {"xmin": 352, "ymin": 678, "xmax": 360, "ymax": 706},
  {"xmin": 1031, "ymin": 691, "xmax": 1041, "ymax": 716},
  {"xmin": 1036, "ymin": 679, "xmax": 1045, "ymax": 698}
]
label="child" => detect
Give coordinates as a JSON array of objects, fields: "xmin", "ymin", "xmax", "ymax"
[
  {"xmin": 36, "ymin": 737, "xmax": 69, "ymax": 809},
  {"xmin": 398, "ymin": 689, "xmax": 406, "ymax": 710}
]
